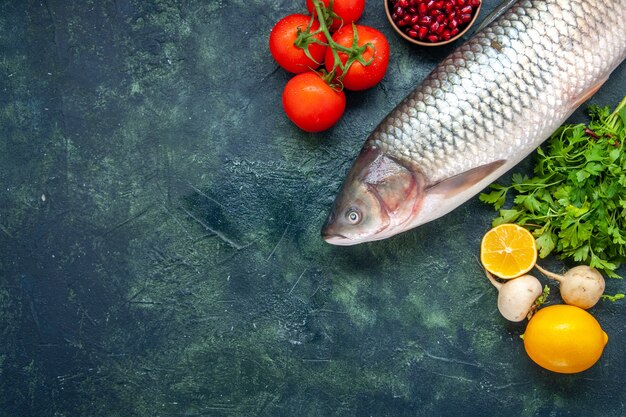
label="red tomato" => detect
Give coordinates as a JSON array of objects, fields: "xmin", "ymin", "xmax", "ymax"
[
  {"xmin": 282, "ymin": 72, "xmax": 346, "ymax": 132},
  {"xmin": 306, "ymin": 0, "xmax": 365, "ymax": 31},
  {"xmin": 269, "ymin": 14, "xmax": 327, "ymax": 74},
  {"xmin": 325, "ymin": 25, "xmax": 389, "ymax": 91}
]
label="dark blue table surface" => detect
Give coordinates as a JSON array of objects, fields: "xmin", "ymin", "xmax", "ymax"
[{"xmin": 1, "ymin": 1, "xmax": 625, "ymax": 416}]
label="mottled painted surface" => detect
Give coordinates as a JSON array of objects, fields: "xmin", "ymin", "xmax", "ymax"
[{"xmin": 1, "ymin": 1, "xmax": 625, "ymax": 416}]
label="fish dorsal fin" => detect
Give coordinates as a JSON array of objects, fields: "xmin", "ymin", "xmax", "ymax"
[
  {"xmin": 470, "ymin": 0, "xmax": 517, "ymax": 35},
  {"xmin": 426, "ymin": 160, "xmax": 506, "ymax": 197}
]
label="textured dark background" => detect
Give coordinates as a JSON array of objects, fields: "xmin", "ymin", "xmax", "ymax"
[{"xmin": 1, "ymin": 0, "xmax": 625, "ymax": 416}]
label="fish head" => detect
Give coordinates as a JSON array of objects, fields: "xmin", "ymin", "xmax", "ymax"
[{"xmin": 321, "ymin": 147, "xmax": 424, "ymax": 245}]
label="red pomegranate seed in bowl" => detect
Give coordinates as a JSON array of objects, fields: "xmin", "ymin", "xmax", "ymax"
[
  {"xmin": 460, "ymin": 13, "xmax": 472, "ymax": 23},
  {"xmin": 386, "ymin": 0, "xmax": 481, "ymax": 45}
]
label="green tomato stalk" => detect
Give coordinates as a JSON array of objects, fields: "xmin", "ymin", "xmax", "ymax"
[{"xmin": 294, "ymin": 0, "xmax": 375, "ymax": 89}]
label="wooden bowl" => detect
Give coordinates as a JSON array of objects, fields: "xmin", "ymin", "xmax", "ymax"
[{"xmin": 384, "ymin": 0, "xmax": 482, "ymax": 46}]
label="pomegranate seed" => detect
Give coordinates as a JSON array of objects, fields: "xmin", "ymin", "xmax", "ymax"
[
  {"xmin": 399, "ymin": 0, "xmax": 409, "ymax": 7},
  {"xmin": 460, "ymin": 13, "xmax": 472, "ymax": 22},
  {"xmin": 419, "ymin": 15, "xmax": 432, "ymax": 24},
  {"xmin": 430, "ymin": 21, "xmax": 440, "ymax": 32},
  {"xmin": 397, "ymin": 15, "xmax": 410, "ymax": 26},
  {"xmin": 407, "ymin": 29, "xmax": 418, "ymax": 38},
  {"xmin": 444, "ymin": 1, "xmax": 454, "ymax": 12},
  {"xmin": 433, "ymin": 1, "xmax": 444, "ymax": 9},
  {"xmin": 427, "ymin": 34, "xmax": 440, "ymax": 42},
  {"xmin": 457, "ymin": 0, "xmax": 467, "ymax": 6},
  {"xmin": 431, "ymin": 9, "xmax": 442, "ymax": 16},
  {"xmin": 442, "ymin": 29, "xmax": 451, "ymax": 40},
  {"xmin": 460, "ymin": 5, "xmax": 473, "ymax": 14},
  {"xmin": 449, "ymin": 18, "xmax": 458, "ymax": 29},
  {"xmin": 395, "ymin": 6, "xmax": 404, "ymax": 15},
  {"xmin": 436, "ymin": 14, "xmax": 446, "ymax": 23},
  {"xmin": 417, "ymin": 26, "xmax": 428, "ymax": 38},
  {"xmin": 409, "ymin": 6, "xmax": 417, "ymax": 14},
  {"xmin": 426, "ymin": 0, "xmax": 435, "ymax": 9},
  {"xmin": 470, "ymin": 0, "xmax": 480, "ymax": 6},
  {"xmin": 450, "ymin": 28, "xmax": 459, "ymax": 36},
  {"xmin": 409, "ymin": 15, "xmax": 418, "ymax": 24},
  {"xmin": 418, "ymin": 3, "xmax": 427, "ymax": 14}
]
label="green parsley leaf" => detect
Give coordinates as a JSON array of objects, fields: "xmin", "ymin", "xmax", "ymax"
[
  {"xmin": 535, "ymin": 231, "xmax": 557, "ymax": 258},
  {"xmin": 478, "ymin": 187, "xmax": 508, "ymax": 210}
]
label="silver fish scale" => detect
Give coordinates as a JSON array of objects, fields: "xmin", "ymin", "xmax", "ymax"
[{"xmin": 369, "ymin": 0, "xmax": 626, "ymax": 184}]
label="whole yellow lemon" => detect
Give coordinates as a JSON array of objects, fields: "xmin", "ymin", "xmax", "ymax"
[{"xmin": 524, "ymin": 304, "xmax": 608, "ymax": 374}]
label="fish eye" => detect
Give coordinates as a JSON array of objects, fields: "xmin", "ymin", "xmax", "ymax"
[{"xmin": 345, "ymin": 208, "xmax": 362, "ymax": 225}]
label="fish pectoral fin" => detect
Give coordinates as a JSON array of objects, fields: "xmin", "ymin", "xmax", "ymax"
[
  {"xmin": 426, "ymin": 160, "xmax": 507, "ymax": 197},
  {"xmin": 573, "ymin": 77, "xmax": 609, "ymax": 108}
]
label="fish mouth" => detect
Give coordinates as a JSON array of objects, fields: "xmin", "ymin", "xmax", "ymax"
[{"xmin": 320, "ymin": 231, "xmax": 352, "ymax": 245}]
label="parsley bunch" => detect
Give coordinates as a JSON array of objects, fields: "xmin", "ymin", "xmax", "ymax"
[{"xmin": 480, "ymin": 96, "xmax": 626, "ymax": 277}]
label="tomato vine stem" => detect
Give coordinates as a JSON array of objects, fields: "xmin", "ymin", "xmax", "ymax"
[{"xmin": 293, "ymin": 0, "xmax": 376, "ymax": 89}]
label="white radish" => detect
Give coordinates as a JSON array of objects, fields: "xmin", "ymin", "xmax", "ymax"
[
  {"xmin": 535, "ymin": 264, "xmax": 605, "ymax": 309},
  {"xmin": 484, "ymin": 270, "xmax": 543, "ymax": 322}
]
